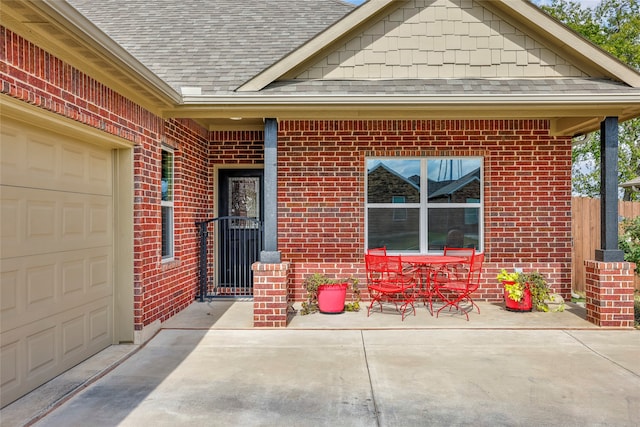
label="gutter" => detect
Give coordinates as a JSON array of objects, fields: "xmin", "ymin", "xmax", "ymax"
[{"xmin": 180, "ymin": 93, "xmax": 640, "ymax": 105}]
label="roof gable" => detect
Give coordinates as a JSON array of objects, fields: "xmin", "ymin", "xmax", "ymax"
[
  {"xmin": 295, "ymin": 0, "xmax": 588, "ymax": 80},
  {"xmin": 238, "ymin": 0, "xmax": 640, "ymax": 92}
]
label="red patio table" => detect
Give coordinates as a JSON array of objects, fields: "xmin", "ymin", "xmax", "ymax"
[{"xmin": 401, "ymin": 255, "xmax": 466, "ymax": 315}]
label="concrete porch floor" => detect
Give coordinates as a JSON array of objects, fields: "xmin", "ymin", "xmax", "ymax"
[
  {"xmin": 0, "ymin": 300, "xmax": 615, "ymax": 426},
  {"xmin": 165, "ymin": 299, "xmax": 597, "ymax": 330}
]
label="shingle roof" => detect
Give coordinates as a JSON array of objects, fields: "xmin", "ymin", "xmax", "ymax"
[
  {"xmin": 260, "ymin": 77, "xmax": 640, "ymax": 95},
  {"xmin": 66, "ymin": 0, "xmax": 355, "ymax": 95},
  {"xmin": 64, "ymin": 0, "xmax": 640, "ymax": 112}
]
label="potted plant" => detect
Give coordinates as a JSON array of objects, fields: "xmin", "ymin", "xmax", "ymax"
[
  {"xmin": 300, "ymin": 273, "xmax": 360, "ymax": 315},
  {"xmin": 497, "ymin": 269, "xmax": 556, "ymax": 312}
]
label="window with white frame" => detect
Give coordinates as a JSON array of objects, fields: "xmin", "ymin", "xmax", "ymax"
[
  {"xmin": 161, "ymin": 148, "xmax": 174, "ymax": 260},
  {"xmin": 366, "ymin": 157, "xmax": 482, "ymax": 253}
]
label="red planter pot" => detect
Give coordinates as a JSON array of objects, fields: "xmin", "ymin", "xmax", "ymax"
[
  {"xmin": 503, "ymin": 282, "xmax": 533, "ymax": 312},
  {"xmin": 317, "ymin": 283, "xmax": 348, "ymax": 314}
]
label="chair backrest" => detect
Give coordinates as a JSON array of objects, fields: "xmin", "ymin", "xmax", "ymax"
[
  {"xmin": 365, "ymin": 253, "xmax": 387, "ymax": 284},
  {"xmin": 466, "ymin": 253, "xmax": 484, "ymax": 286},
  {"xmin": 437, "ymin": 252, "xmax": 484, "ymax": 289},
  {"xmin": 443, "ymin": 247, "xmax": 475, "ymax": 261},
  {"xmin": 443, "ymin": 247, "xmax": 475, "ymax": 280},
  {"xmin": 365, "ymin": 253, "xmax": 405, "ymax": 285},
  {"xmin": 367, "ymin": 247, "xmax": 387, "ymax": 256}
]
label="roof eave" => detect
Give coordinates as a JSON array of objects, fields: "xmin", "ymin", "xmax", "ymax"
[
  {"xmin": 2, "ymin": 0, "xmax": 182, "ymax": 112},
  {"xmin": 167, "ymin": 93, "xmax": 640, "ymax": 135}
]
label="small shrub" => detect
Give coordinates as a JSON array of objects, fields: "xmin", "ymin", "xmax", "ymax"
[
  {"xmin": 497, "ymin": 269, "xmax": 560, "ymax": 312},
  {"xmin": 619, "ymin": 219, "xmax": 640, "ymax": 328},
  {"xmin": 619, "ymin": 216, "xmax": 640, "ymax": 275},
  {"xmin": 300, "ymin": 273, "xmax": 360, "ymax": 315}
]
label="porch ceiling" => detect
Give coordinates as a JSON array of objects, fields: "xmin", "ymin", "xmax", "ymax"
[{"xmin": 169, "ymin": 78, "xmax": 640, "ymax": 136}]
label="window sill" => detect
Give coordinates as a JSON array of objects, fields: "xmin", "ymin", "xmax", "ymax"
[{"xmin": 161, "ymin": 258, "xmax": 180, "ymax": 270}]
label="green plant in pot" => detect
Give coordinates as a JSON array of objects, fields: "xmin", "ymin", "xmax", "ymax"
[
  {"xmin": 497, "ymin": 269, "xmax": 562, "ymax": 312},
  {"xmin": 300, "ymin": 273, "xmax": 360, "ymax": 315}
]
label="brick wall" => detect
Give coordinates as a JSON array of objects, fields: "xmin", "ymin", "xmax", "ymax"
[
  {"xmin": 277, "ymin": 120, "xmax": 573, "ymax": 302},
  {"xmin": 2, "ymin": 27, "xmax": 574, "ymax": 315},
  {"xmin": 1, "ymin": 27, "xmax": 210, "ymax": 331},
  {"xmin": 585, "ymin": 261, "xmax": 635, "ymax": 327}
]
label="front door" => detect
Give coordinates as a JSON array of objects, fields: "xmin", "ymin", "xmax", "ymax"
[{"xmin": 217, "ymin": 169, "xmax": 264, "ymax": 296}]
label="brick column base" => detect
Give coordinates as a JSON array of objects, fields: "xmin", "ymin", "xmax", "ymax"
[
  {"xmin": 252, "ymin": 262, "xmax": 291, "ymax": 328},
  {"xmin": 584, "ymin": 260, "xmax": 635, "ymax": 328}
]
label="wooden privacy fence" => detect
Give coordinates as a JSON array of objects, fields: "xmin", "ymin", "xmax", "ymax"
[{"xmin": 572, "ymin": 197, "xmax": 640, "ymax": 292}]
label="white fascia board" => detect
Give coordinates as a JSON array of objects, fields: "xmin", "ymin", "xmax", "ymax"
[
  {"xmin": 492, "ymin": 0, "xmax": 640, "ymax": 87},
  {"xmin": 181, "ymin": 93, "xmax": 640, "ymax": 105},
  {"xmin": 41, "ymin": 0, "xmax": 182, "ymax": 103}
]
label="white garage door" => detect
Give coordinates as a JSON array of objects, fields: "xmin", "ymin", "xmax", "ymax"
[{"xmin": 1, "ymin": 117, "xmax": 114, "ymax": 407}]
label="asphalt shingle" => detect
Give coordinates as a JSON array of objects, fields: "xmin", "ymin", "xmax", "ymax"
[
  {"xmin": 67, "ymin": 0, "xmax": 355, "ymax": 95},
  {"xmin": 260, "ymin": 77, "xmax": 639, "ymax": 95},
  {"xmin": 65, "ymin": 1, "xmax": 638, "ymax": 99}
]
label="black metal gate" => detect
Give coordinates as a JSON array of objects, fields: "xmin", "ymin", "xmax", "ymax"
[{"xmin": 196, "ymin": 216, "xmax": 263, "ymax": 301}]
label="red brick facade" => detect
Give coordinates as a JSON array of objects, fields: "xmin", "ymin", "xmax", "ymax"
[
  {"xmin": 277, "ymin": 120, "xmax": 573, "ymax": 302},
  {"xmin": 1, "ymin": 28, "xmax": 209, "ymax": 333},
  {"xmin": 585, "ymin": 261, "xmax": 635, "ymax": 327},
  {"xmin": 4, "ymin": 26, "xmax": 631, "ymax": 330},
  {"xmin": 252, "ymin": 262, "xmax": 291, "ymax": 327}
]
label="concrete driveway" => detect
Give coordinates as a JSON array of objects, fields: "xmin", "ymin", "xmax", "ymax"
[{"xmin": 3, "ymin": 301, "xmax": 640, "ymax": 426}]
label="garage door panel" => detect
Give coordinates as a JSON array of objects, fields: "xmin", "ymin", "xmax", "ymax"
[
  {"xmin": 1, "ymin": 115, "xmax": 117, "ymax": 407},
  {"xmin": 1, "ymin": 269, "xmax": 19, "ymax": 316},
  {"xmin": 89, "ymin": 305, "xmax": 110, "ymax": 342},
  {"xmin": 27, "ymin": 326, "xmax": 57, "ymax": 377},
  {"xmin": 1, "ymin": 186, "xmax": 112, "ymax": 259},
  {"xmin": 62, "ymin": 314, "xmax": 86, "ymax": 356},
  {"xmin": 89, "ymin": 254, "xmax": 110, "ymax": 290},
  {"xmin": 25, "ymin": 261, "xmax": 56, "ymax": 307},
  {"xmin": 62, "ymin": 258, "xmax": 85, "ymax": 296},
  {"xmin": 0, "ymin": 123, "xmax": 21, "ymax": 170},
  {"xmin": 0, "ymin": 120, "xmax": 112, "ymax": 196},
  {"xmin": 1, "ymin": 196, "xmax": 20, "ymax": 244},
  {"xmin": 0, "ymin": 296, "xmax": 113, "ymax": 407},
  {"xmin": 88, "ymin": 151, "xmax": 111, "ymax": 188},
  {"xmin": 0, "ymin": 340, "xmax": 20, "ymax": 403},
  {"xmin": 1, "ymin": 248, "xmax": 113, "ymax": 333},
  {"xmin": 26, "ymin": 137, "xmax": 57, "ymax": 179}
]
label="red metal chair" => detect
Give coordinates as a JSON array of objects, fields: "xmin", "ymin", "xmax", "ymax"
[
  {"xmin": 443, "ymin": 246, "xmax": 475, "ymax": 260},
  {"xmin": 367, "ymin": 247, "xmax": 387, "ymax": 255},
  {"xmin": 365, "ymin": 253, "xmax": 418, "ymax": 320},
  {"xmin": 434, "ymin": 252, "xmax": 484, "ymax": 321},
  {"xmin": 440, "ymin": 247, "xmax": 475, "ymax": 281}
]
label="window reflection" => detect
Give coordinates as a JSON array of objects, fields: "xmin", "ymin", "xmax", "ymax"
[
  {"xmin": 161, "ymin": 151, "xmax": 173, "ymax": 202},
  {"xmin": 427, "ymin": 159, "xmax": 480, "ymax": 203},
  {"xmin": 366, "ymin": 157, "xmax": 483, "ymax": 253},
  {"xmin": 367, "ymin": 159, "xmax": 420, "ymax": 203},
  {"xmin": 427, "ymin": 208, "xmax": 479, "ymax": 251},
  {"xmin": 368, "ymin": 208, "xmax": 420, "ymax": 251}
]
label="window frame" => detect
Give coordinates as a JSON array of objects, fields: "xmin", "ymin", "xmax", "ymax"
[
  {"xmin": 365, "ymin": 156, "xmax": 483, "ymax": 254},
  {"xmin": 161, "ymin": 147, "xmax": 175, "ymax": 261}
]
